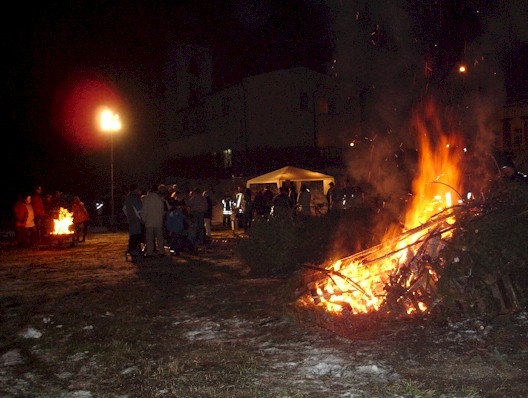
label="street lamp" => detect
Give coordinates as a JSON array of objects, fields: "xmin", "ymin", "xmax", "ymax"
[{"xmin": 100, "ymin": 109, "xmax": 122, "ymax": 229}]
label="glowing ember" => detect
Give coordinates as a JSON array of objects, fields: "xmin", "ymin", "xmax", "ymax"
[
  {"xmin": 307, "ymin": 100, "xmax": 466, "ymax": 316},
  {"xmin": 50, "ymin": 207, "xmax": 74, "ymax": 235}
]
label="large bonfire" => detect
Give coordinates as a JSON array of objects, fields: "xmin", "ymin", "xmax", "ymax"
[{"xmin": 299, "ymin": 100, "xmax": 485, "ymax": 319}]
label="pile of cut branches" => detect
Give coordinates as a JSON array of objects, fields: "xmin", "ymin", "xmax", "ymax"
[
  {"xmin": 298, "ymin": 177, "xmax": 528, "ymax": 329},
  {"xmin": 430, "ymin": 178, "xmax": 528, "ymax": 318}
]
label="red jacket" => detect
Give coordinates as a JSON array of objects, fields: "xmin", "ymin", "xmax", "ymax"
[
  {"xmin": 14, "ymin": 201, "xmax": 28, "ymax": 227},
  {"xmin": 32, "ymin": 193, "xmax": 45, "ymax": 218},
  {"xmin": 72, "ymin": 202, "xmax": 90, "ymax": 223}
]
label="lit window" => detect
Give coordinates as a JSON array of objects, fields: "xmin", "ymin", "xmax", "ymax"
[{"xmin": 223, "ymin": 149, "xmax": 232, "ymax": 168}]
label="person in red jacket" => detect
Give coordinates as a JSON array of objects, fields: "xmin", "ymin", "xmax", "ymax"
[
  {"xmin": 72, "ymin": 196, "xmax": 91, "ymax": 242},
  {"xmin": 31, "ymin": 186, "xmax": 45, "ymax": 243},
  {"xmin": 14, "ymin": 194, "xmax": 29, "ymax": 247}
]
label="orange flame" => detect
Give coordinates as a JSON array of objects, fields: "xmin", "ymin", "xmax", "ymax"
[
  {"xmin": 308, "ymin": 100, "xmax": 465, "ymax": 316},
  {"xmin": 50, "ymin": 207, "xmax": 74, "ymax": 235}
]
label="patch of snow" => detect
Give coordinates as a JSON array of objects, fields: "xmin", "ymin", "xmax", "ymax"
[
  {"xmin": 19, "ymin": 327, "xmax": 42, "ymax": 339},
  {"xmin": 64, "ymin": 391, "xmax": 93, "ymax": 398},
  {"xmin": 0, "ymin": 349, "xmax": 23, "ymax": 366},
  {"xmin": 120, "ymin": 366, "xmax": 138, "ymax": 375},
  {"xmin": 56, "ymin": 372, "xmax": 73, "ymax": 379},
  {"xmin": 304, "ymin": 355, "xmax": 351, "ymax": 377},
  {"xmin": 355, "ymin": 364, "xmax": 388, "ymax": 375},
  {"xmin": 184, "ymin": 320, "xmax": 222, "ymax": 341},
  {"xmin": 68, "ymin": 352, "xmax": 90, "ymax": 362}
]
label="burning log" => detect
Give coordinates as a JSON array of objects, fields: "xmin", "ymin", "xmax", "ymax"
[{"xmin": 300, "ymin": 205, "xmax": 465, "ymax": 319}]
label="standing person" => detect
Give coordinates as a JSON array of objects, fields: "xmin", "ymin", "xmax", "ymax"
[
  {"xmin": 158, "ymin": 184, "xmax": 171, "ymax": 244},
  {"xmin": 124, "ymin": 184, "xmax": 143, "ymax": 260},
  {"xmin": 271, "ymin": 186, "xmax": 292, "ymax": 219},
  {"xmin": 14, "ymin": 194, "xmax": 30, "ymax": 247},
  {"xmin": 187, "ymin": 187, "xmax": 208, "ymax": 245},
  {"xmin": 221, "ymin": 192, "xmax": 233, "ymax": 228},
  {"xmin": 285, "ymin": 181, "xmax": 297, "ymax": 209},
  {"xmin": 233, "ymin": 186, "xmax": 245, "ymax": 231},
  {"xmin": 141, "ymin": 184, "xmax": 166, "ymax": 258},
  {"xmin": 171, "ymin": 189, "xmax": 187, "ymax": 209},
  {"xmin": 326, "ymin": 182, "xmax": 336, "ymax": 213},
  {"xmin": 252, "ymin": 189, "xmax": 267, "ymax": 219},
  {"xmin": 31, "ymin": 186, "xmax": 45, "ymax": 243},
  {"xmin": 158, "ymin": 184, "xmax": 171, "ymax": 212},
  {"xmin": 167, "ymin": 184, "xmax": 178, "ymax": 208},
  {"xmin": 242, "ymin": 187, "xmax": 253, "ymax": 232},
  {"xmin": 24, "ymin": 195, "xmax": 37, "ymax": 246},
  {"xmin": 71, "ymin": 196, "xmax": 90, "ymax": 242},
  {"xmin": 50, "ymin": 190, "xmax": 66, "ymax": 209},
  {"xmin": 297, "ymin": 184, "xmax": 312, "ymax": 220},
  {"xmin": 42, "ymin": 193, "xmax": 53, "ymax": 239},
  {"xmin": 262, "ymin": 185, "xmax": 274, "ymax": 216},
  {"xmin": 49, "ymin": 190, "xmax": 65, "ymax": 223},
  {"xmin": 165, "ymin": 204, "xmax": 185, "ymax": 255},
  {"xmin": 203, "ymin": 190, "xmax": 213, "ymax": 242}
]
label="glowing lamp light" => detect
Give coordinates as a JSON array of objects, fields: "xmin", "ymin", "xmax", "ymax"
[
  {"xmin": 458, "ymin": 65, "xmax": 467, "ymax": 73},
  {"xmin": 100, "ymin": 110, "xmax": 121, "ymax": 132}
]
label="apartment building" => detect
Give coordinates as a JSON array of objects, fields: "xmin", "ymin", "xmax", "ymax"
[
  {"xmin": 163, "ymin": 67, "xmax": 360, "ymax": 170},
  {"xmin": 498, "ymin": 100, "xmax": 528, "ymax": 151}
]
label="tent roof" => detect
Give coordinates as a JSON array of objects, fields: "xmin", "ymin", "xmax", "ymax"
[{"xmin": 246, "ymin": 166, "xmax": 334, "ymax": 186}]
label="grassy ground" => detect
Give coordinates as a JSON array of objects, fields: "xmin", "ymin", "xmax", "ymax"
[{"xmin": 1, "ymin": 229, "xmax": 527, "ymax": 397}]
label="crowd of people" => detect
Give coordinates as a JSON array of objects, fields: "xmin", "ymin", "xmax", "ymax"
[
  {"xmin": 11, "ymin": 179, "xmax": 360, "ymax": 255},
  {"xmin": 221, "ymin": 181, "xmax": 326, "ymax": 234},
  {"xmin": 12, "ymin": 186, "xmax": 90, "ymax": 248},
  {"xmin": 122, "ymin": 180, "xmax": 330, "ymax": 261},
  {"xmin": 123, "ymin": 183, "xmax": 213, "ymax": 261}
]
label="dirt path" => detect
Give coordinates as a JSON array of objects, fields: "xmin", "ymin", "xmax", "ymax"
[{"xmin": 1, "ymin": 231, "xmax": 527, "ymax": 397}]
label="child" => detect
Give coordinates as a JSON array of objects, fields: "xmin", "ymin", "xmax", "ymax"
[
  {"xmin": 183, "ymin": 214, "xmax": 199, "ymax": 255},
  {"xmin": 165, "ymin": 205, "xmax": 185, "ymax": 255}
]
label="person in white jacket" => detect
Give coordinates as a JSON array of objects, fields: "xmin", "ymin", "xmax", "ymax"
[{"xmin": 141, "ymin": 184, "xmax": 166, "ymax": 257}]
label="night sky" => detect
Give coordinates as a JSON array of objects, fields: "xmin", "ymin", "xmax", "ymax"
[{"xmin": 1, "ymin": 0, "xmax": 527, "ymax": 219}]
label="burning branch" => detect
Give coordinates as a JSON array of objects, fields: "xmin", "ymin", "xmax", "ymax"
[{"xmin": 302, "ymin": 204, "xmax": 466, "ymax": 317}]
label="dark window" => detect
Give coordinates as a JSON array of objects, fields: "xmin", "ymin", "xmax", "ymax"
[
  {"xmin": 514, "ymin": 128, "xmax": 522, "ymax": 148},
  {"xmin": 344, "ymin": 96, "xmax": 353, "ymax": 113},
  {"xmin": 524, "ymin": 118, "xmax": 528, "ymax": 149},
  {"xmin": 222, "ymin": 96, "xmax": 230, "ymax": 116},
  {"xmin": 189, "ymin": 84, "xmax": 201, "ymax": 106},
  {"xmin": 189, "ymin": 56, "xmax": 201, "ymax": 77},
  {"xmin": 182, "ymin": 114, "xmax": 189, "ymax": 132},
  {"xmin": 328, "ymin": 97, "xmax": 337, "ymax": 115},
  {"xmin": 502, "ymin": 119, "xmax": 511, "ymax": 148},
  {"xmin": 300, "ymin": 92, "xmax": 309, "ymax": 111}
]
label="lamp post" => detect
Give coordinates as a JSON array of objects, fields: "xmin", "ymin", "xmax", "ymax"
[{"xmin": 100, "ymin": 109, "xmax": 121, "ymax": 229}]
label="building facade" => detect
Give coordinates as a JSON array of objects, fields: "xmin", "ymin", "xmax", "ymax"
[
  {"xmin": 163, "ymin": 67, "xmax": 360, "ymax": 170},
  {"xmin": 498, "ymin": 100, "xmax": 528, "ymax": 152},
  {"xmin": 162, "ymin": 43, "xmax": 213, "ymax": 137}
]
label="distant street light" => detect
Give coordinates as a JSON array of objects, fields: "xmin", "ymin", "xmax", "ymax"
[{"xmin": 100, "ymin": 109, "xmax": 122, "ymax": 229}]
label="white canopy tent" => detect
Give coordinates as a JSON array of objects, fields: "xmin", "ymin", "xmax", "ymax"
[{"xmin": 246, "ymin": 166, "xmax": 335, "ymax": 195}]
